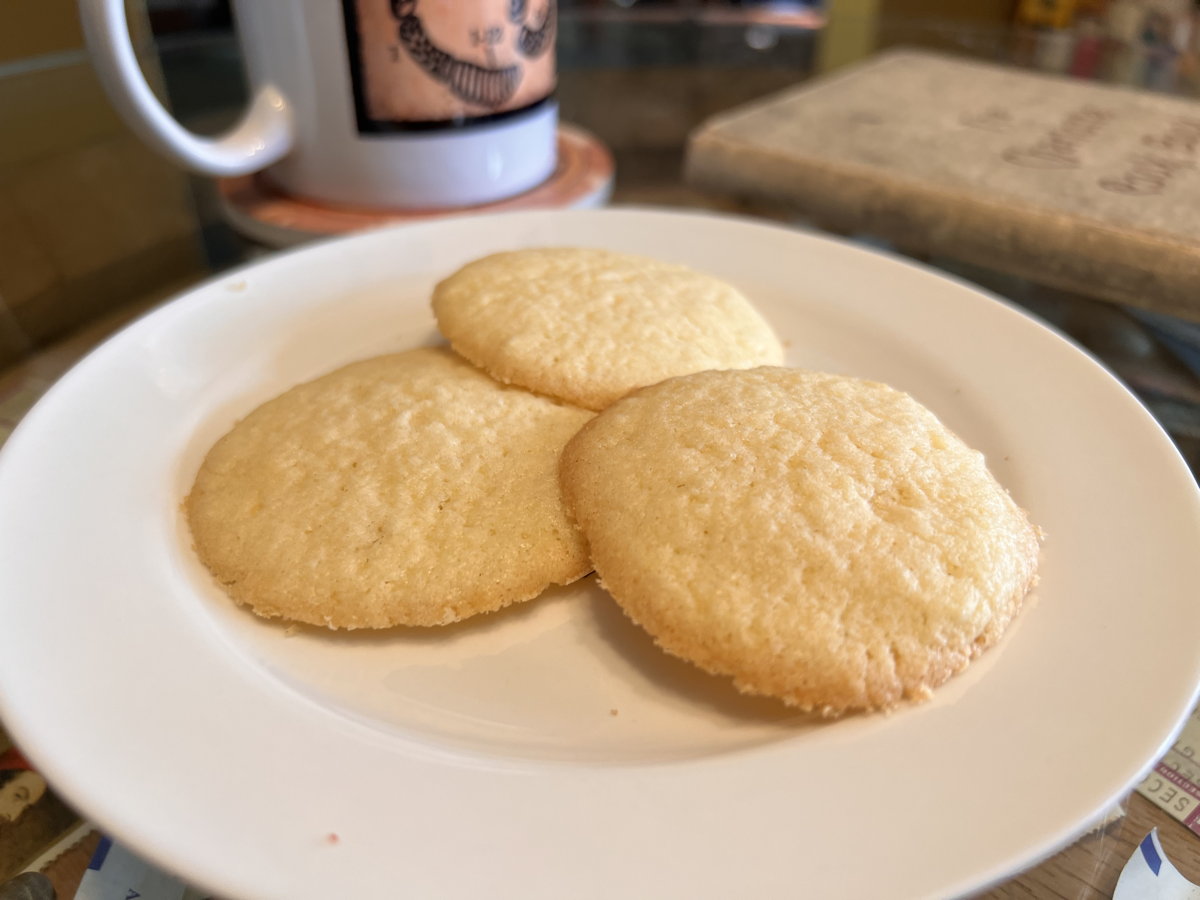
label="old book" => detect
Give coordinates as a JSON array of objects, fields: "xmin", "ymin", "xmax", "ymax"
[{"xmin": 686, "ymin": 50, "xmax": 1200, "ymax": 321}]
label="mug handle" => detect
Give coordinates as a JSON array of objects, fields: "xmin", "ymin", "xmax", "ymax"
[{"xmin": 78, "ymin": 0, "xmax": 294, "ymax": 176}]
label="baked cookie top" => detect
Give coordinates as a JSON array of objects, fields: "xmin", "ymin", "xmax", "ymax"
[
  {"xmin": 560, "ymin": 367, "xmax": 1041, "ymax": 714},
  {"xmin": 431, "ymin": 248, "xmax": 784, "ymax": 410},
  {"xmin": 186, "ymin": 347, "xmax": 593, "ymax": 629}
]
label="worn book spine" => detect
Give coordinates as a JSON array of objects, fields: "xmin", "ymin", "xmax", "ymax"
[
  {"xmin": 686, "ymin": 128, "xmax": 1200, "ymax": 321},
  {"xmin": 685, "ymin": 52, "xmax": 1200, "ymax": 324}
]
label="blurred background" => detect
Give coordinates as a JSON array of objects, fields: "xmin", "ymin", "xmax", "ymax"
[{"xmin": 4, "ymin": 0, "xmax": 1200, "ymax": 368}]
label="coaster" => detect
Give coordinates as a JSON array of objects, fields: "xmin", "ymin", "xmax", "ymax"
[{"xmin": 217, "ymin": 124, "xmax": 614, "ymax": 248}]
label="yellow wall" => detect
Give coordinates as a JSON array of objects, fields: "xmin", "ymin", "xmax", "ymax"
[
  {"xmin": 821, "ymin": 0, "xmax": 1018, "ymax": 72},
  {"xmin": 820, "ymin": 0, "xmax": 884, "ymax": 72},
  {"xmin": 0, "ymin": 0, "xmax": 86, "ymax": 65},
  {"xmin": 0, "ymin": 1, "xmax": 203, "ymax": 367}
]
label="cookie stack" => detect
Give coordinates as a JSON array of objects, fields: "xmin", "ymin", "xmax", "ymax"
[{"xmin": 186, "ymin": 247, "xmax": 1040, "ymax": 715}]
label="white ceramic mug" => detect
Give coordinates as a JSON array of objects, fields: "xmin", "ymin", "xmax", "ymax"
[{"xmin": 78, "ymin": 0, "xmax": 559, "ymax": 209}]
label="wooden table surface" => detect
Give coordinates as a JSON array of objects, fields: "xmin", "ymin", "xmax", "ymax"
[{"xmin": 987, "ymin": 793, "xmax": 1200, "ymax": 898}]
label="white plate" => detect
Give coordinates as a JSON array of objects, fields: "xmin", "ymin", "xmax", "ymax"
[{"xmin": 2, "ymin": 209, "xmax": 1199, "ymax": 899}]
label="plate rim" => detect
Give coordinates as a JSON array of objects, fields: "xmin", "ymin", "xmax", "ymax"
[{"xmin": 1, "ymin": 206, "xmax": 1198, "ymax": 899}]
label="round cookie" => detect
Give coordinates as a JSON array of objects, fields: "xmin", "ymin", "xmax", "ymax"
[
  {"xmin": 431, "ymin": 248, "xmax": 784, "ymax": 410},
  {"xmin": 559, "ymin": 367, "xmax": 1041, "ymax": 714},
  {"xmin": 186, "ymin": 347, "xmax": 594, "ymax": 629}
]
